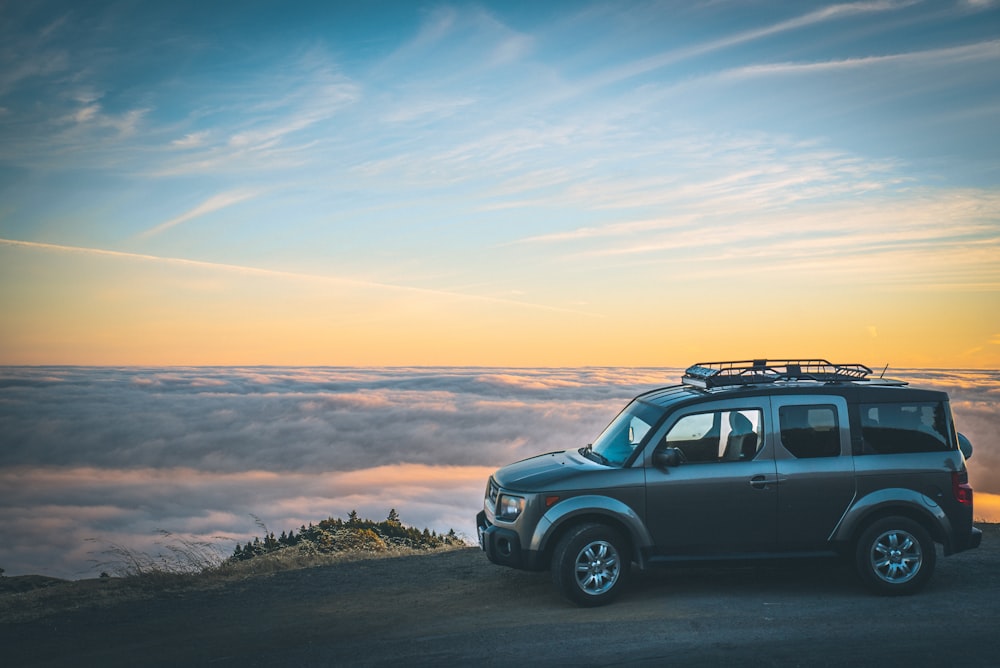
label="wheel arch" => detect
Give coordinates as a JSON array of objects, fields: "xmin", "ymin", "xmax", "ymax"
[
  {"xmin": 833, "ymin": 488, "xmax": 952, "ymax": 550},
  {"xmin": 529, "ymin": 495, "xmax": 652, "ymax": 569}
]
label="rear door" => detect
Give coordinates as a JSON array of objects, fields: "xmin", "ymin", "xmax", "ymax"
[{"xmin": 771, "ymin": 395, "xmax": 856, "ymax": 549}]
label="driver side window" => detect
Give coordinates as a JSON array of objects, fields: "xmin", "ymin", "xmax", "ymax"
[{"xmin": 665, "ymin": 409, "xmax": 763, "ymax": 462}]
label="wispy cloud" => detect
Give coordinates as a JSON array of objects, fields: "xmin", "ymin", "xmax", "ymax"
[
  {"xmin": 501, "ymin": 185, "xmax": 1000, "ymax": 292},
  {"xmin": 148, "ymin": 55, "xmax": 361, "ymax": 176},
  {"xmin": 568, "ymin": 1, "xmax": 917, "ymax": 95},
  {"xmin": 73, "ymin": 104, "xmax": 100, "ymax": 123},
  {"xmin": 961, "ymin": 0, "xmax": 999, "ymax": 11},
  {"xmin": 171, "ymin": 130, "xmax": 210, "ymax": 148},
  {"xmin": 225, "ymin": 80, "xmax": 356, "ymax": 150},
  {"xmin": 137, "ymin": 190, "xmax": 260, "ymax": 239},
  {"xmin": 712, "ymin": 39, "xmax": 1000, "ymax": 81},
  {"xmin": 0, "ymin": 13, "xmax": 71, "ymax": 96},
  {"xmin": 512, "ymin": 215, "xmax": 697, "ymax": 245},
  {"xmin": 381, "ymin": 96, "xmax": 477, "ymax": 124},
  {"xmin": 60, "ymin": 98, "xmax": 150, "ymax": 136}
]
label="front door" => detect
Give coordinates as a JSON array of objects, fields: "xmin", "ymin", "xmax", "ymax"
[{"xmin": 644, "ymin": 401, "xmax": 778, "ymax": 555}]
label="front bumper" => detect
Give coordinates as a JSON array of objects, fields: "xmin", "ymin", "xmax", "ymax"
[
  {"xmin": 476, "ymin": 510, "xmax": 523, "ymax": 568},
  {"xmin": 476, "ymin": 510, "xmax": 543, "ymax": 571}
]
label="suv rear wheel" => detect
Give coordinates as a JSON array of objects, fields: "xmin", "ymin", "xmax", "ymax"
[
  {"xmin": 551, "ymin": 523, "xmax": 630, "ymax": 607},
  {"xmin": 855, "ymin": 517, "xmax": 936, "ymax": 596}
]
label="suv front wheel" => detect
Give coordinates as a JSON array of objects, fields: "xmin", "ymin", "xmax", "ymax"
[
  {"xmin": 551, "ymin": 523, "xmax": 630, "ymax": 607},
  {"xmin": 855, "ymin": 517, "xmax": 936, "ymax": 596}
]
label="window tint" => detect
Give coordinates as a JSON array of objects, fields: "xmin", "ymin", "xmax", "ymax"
[
  {"xmin": 860, "ymin": 402, "xmax": 951, "ymax": 454},
  {"xmin": 779, "ymin": 405, "xmax": 840, "ymax": 458},
  {"xmin": 664, "ymin": 409, "xmax": 762, "ymax": 463}
]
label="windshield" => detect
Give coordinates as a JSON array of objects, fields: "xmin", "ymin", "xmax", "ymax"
[{"xmin": 589, "ymin": 400, "xmax": 664, "ymax": 466}]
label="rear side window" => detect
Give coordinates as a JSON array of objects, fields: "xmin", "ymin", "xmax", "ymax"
[
  {"xmin": 860, "ymin": 402, "xmax": 952, "ymax": 454},
  {"xmin": 779, "ymin": 405, "xmax": 840, "ymax": 458}
]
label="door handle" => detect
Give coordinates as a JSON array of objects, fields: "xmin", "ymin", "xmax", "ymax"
[{"xmin": 749, "ymin": 474, "xmax": 772, "ymax": 489}]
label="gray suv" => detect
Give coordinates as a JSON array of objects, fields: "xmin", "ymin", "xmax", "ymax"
[{"xmin": 476, "ymin": 359, "xmax": 982, "ymax": 606}]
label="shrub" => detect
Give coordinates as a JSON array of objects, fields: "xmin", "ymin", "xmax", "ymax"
[{"xmin": 226, "ymin": 510, "xmax": 465, "ymax": 566}]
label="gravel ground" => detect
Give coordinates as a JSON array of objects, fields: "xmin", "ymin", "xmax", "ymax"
[{"xmin": 3, "ymin": 525, "xmax": 999, "ymax": 667}]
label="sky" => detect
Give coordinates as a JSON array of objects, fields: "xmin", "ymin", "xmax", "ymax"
[
  {"xmin": 1, "ymin": 366, "xmax": 997, "ymax": 579},
  {"xmin": 1, "ymin": 0, "xmax": 999, "ymax": 367}
]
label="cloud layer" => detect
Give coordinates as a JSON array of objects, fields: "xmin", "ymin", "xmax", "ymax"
[{"xmin": 0, "ymin": 366, "xmax": 996, "ymax": 578}]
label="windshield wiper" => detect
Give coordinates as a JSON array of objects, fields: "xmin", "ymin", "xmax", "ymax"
[{"xmin": 581, "ymin": 444, "xmax": 612, "ymax": 466}]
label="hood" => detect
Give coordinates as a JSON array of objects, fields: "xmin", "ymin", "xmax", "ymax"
[{"xmin": 494, "ymin": 449, "xmax": 597, "ymax": 492}]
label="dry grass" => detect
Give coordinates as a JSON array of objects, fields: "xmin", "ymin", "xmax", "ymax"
[
  {"xmin": 0, "ymin": 531, "xmax": 467, "ymax": 624},
  {"xmin": 215, "ymin": 538, "xmax": 466, "ymax": 578},
  {"xmin": 90, "ymin": 530, "xmax": 229, "ymax": 583}
]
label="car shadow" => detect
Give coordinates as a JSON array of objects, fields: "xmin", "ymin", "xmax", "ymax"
[{"xmin": 630, "ymin": 557, "xmax": 859, "ymax": 598}]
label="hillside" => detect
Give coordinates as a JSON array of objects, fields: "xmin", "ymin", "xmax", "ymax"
[{"xmin": 1, "ymin": 525, "xmax": 998, "ymax": 667}]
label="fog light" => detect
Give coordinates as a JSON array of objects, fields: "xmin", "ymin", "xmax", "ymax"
[{"xmin": 497, "ymin": 538, "xmax": 512, "ymax": 556}]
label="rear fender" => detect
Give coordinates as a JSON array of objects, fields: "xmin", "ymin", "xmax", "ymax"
[{"xmin": 832, "ymin": 487, "xmax": 952, "ymax": 547}]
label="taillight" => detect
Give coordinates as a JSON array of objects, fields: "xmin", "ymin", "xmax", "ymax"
[{"xmin": 952, "ymin": 471, "xmax": 973, "ymax": 507}]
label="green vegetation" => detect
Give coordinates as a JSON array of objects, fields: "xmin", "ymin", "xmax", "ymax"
[
  {"xmin": 71, "ymin": 509, "xmax": 466, "ymax": 587},
  {"xmin": 229, "ymin": 509, "xmax": 463, "ymax": 563}
]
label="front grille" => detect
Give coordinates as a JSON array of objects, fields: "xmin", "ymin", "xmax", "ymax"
[{"xmin": 486, "ymin": 477, "xmax": 499, "ymax": 511}]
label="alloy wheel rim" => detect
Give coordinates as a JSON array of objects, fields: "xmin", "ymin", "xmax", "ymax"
[
  {"xmin": 870, "ymin": 529, "xmax": 922, "ymax": 584},
  {"xmin": 574, "ymin": 540, "xmax": 621, "ymax": 595}
]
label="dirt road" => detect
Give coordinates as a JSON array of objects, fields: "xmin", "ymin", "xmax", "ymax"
[{"xmin": 4, "ymin": 525, "xmax": 999, "ymax": 667}]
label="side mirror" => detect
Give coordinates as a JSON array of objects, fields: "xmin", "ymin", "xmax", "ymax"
[
  {"xmin": 653, "ymin": 447, "xmax": 683, "ymax": 469},
  {"xmin": 958, "ymin": 432, "xmax": 973, "ymax": 460}
]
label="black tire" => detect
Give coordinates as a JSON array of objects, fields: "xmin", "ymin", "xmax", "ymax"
[
  {"xmin": 551, "ymin": 523, "xmax": 630, "ymax": 607},
  {"xmin": 855, "ymin": 516, "xmax": 936, "ymax": 596}
]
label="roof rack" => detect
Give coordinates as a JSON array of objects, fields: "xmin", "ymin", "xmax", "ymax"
[{"xmin": 682, "ymin": 359, "xmax": 874, "ymax": 389}]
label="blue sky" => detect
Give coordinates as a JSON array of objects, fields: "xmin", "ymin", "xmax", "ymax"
[{"xmin": 1, "ymin": 1, "xmax": 999, "ymax": 366}]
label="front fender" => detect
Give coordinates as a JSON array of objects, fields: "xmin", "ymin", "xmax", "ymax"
[
  {"xmin": 528, "ymin": 494, "xmax": 653, "ymax": 562},
  {"xmin": 832, "ymin": 487, "xmax": 952, "ymax": 546}
]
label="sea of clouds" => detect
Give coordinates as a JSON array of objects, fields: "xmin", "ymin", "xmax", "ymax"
[{"xmin": 1, "ymin": 366, "xmax": 997, "ymax": 579}]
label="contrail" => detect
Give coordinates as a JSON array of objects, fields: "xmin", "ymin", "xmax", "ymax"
[{"xmin": 0, "ymin": 237, "xmax": 602, "ymax": 317}]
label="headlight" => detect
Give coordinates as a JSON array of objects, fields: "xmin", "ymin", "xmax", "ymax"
[{"xmin": 496, "ymin": 494, "xmax": 525, "ymax": 521}]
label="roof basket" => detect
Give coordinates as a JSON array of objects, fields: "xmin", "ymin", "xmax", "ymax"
[{"xmin": 682, "ymin": 359, "xmax": 873, "ymax": 389}]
